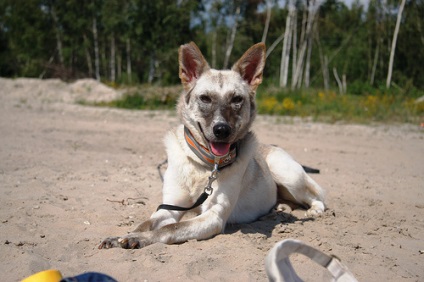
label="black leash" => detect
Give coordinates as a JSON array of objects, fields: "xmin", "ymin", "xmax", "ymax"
[
  {"xmin": 156, "ymin": 192, "xmax": 210, "ymax": 211},
  {"xmin": 157, "ymin": 159, "xmax": 168, "ymax": 182},
  {"xmin": 156, "ymin": 163, "xmax": 219, "ymax": 212}
]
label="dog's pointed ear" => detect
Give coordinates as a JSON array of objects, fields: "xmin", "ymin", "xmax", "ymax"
[
  {"xmin": 232, "ymin": 43, "xmax": 266, "ymax": 91},
  {"xmin": 179, "ymin": 42, "xmax": 210, "ymax": 90}
]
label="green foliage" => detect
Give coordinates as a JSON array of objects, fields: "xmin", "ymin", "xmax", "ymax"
[
  {"xmin": 256, "ymin": 86, "xmax": 423, "ymax": 123},
  {"xmin": 93, "ymin": 85, "xmax": 181, "ymax": 110},
  {"xmin": 0, "ymin": 0, "xmax": 423, "ymax": 93},
  {"xmin": 90, "ymin": 84, "xmax": 423, "ymax": 124}
]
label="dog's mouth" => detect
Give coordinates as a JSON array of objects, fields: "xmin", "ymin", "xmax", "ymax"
[
  {"xmin": 209, "ymin": 142, "xmax": 231, "ymax": 156},
  {"xmin": 197, "ymin": 123, "xmax": 231, "ymax": 157}
]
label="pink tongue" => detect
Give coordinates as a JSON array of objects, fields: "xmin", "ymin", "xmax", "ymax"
[{"xmin": 210, "ymin": 142, "xmax": 231, "ymax": 156}]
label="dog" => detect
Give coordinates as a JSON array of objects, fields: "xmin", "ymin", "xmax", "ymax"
[{"xmin": 99, "ymin": 42, "xmax": 326, "ymax": 249}]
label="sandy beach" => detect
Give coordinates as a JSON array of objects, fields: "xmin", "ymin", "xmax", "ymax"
[{"xmin": 1, "ymin": 78, "xmax": 423, "ymax": 281}]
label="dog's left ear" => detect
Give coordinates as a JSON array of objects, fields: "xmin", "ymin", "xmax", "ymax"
[
  {"xmin": 179, "ymin": 42, "xmax": 210, "ymax": 91},
  {"xmin": 232, "ymin": 43, "xmax": 266, "ymax": 91}
]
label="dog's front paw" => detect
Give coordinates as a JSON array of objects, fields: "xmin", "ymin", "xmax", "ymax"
[{"xmin": 98, "ymin": 233, "xmax": 153, "ymax": 249}]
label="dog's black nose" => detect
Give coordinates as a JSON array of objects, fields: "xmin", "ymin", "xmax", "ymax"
[{"xmin": 213, "ymin": 123, "xmax": 231, "ymax": 139}]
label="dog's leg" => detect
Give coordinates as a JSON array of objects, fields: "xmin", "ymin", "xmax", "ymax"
[
  {"xmin": 265, "ymin": 146, "xmax": 325, "ymax": 217},
  {"xmin": 98, "ymin": 205, "xmax": 225, "ymax": 249},
  {"xmin": 132, "ymin": 209, "xmax": 185, "ymax": 232}
]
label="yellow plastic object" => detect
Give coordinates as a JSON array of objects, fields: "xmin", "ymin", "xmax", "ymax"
[{"xmin": 22, "ymin": 269, "xmax": 62, "ymax": 282}]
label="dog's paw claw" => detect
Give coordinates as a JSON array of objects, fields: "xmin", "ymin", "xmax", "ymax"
[
  {"xmin": 130, "ymin": 242, "xmax": 139, "ymax": 249},
  {"xmin": 305, "ymin": 209, "xmax": 323, "ymax": 217},
  {"xmin": 99, "ymin": 234, "xmax": 151, "ymax": 249},
  {"xmin": 304, "ymin": 201, "xmax": 325, "ymax": 218},
  {"xmin": 98, "ymin": 237, "xmax": 121, "ymax": 249}
]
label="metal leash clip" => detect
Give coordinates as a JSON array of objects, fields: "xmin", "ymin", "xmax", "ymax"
[{"xmin": 204, "ymin": 163, "xmax": 219, "ymax": 195}]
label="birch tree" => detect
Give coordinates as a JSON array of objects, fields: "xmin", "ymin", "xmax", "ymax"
[
  {"xmin": 386, "ymin": 0, "xmax": 406, "ymax": 88},
  {"xmin": 292, "ymin": 0, "xmax": 318, "ymax": 90},
  {"xmin": 50, "ymin": 5, "xmax": 64, "ymax": 66},
  {"xmin": 279, "ymin": 0, "xmax": 295, "ymax": 88},
  {"xmin": 126, "ymin": 38, "xmax": 132, "ymax": 84},
  {"xmin": 92, "ymin": 16, "xmax": 100, "ymax": 81},
  {"xmin": 261, "ymin": 0, "xmax": 272, "ymax": 43},
  {"xmin": 83, "ymin": 34, "xmax": 93, "ymax": 78},
  {"xmin": 110, "ymin": 34, "xmax": 116, "ymax": 82},
  {"xmin": 223, "ymin": 3, "xmax": 240, "ymax": 69}
]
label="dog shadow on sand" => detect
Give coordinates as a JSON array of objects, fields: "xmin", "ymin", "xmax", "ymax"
[{"xmin": 224, "ymin": 206, "xmax": 316, "ymax": 239}]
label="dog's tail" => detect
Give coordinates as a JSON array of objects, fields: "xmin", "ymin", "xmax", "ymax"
[{"xmin": 302, "ymin": 165, "xmax": 320, "ymax": 174}]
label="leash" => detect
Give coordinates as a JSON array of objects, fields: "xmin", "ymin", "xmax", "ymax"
[{"xmin": 156, "ymin": 163, "xmax": 219, "ymax": 211}]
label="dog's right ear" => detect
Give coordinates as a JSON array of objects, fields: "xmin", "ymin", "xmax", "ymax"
[{"xmin": 179, "ymin": 42, "xmax": 210, "ymax": 91}]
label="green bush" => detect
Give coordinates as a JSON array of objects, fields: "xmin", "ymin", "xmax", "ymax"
[{"xmin": 92, "ymin": 84, "xmax": 423, "ymax": 124}]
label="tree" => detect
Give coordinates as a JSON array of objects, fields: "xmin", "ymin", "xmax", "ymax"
[
  {"xmin": 223, "ymin": 2, "xmax": 241, "ymax": 69},
  {"xmin": 279, "ymin": 0, "xmax": 295, "ymax": 88},
  {"xmin": 0, "ymin": 0, "xmax": 423, "ymax": 90},
  {"xmin": 261, "ymin": 0, "xmax": 272, "ymax": 43},
  {"xmin": 291, "ymin": 0, "xmax": 319, "ymax": 90},
  {"xmin": 386, "ymin": 0, "xmax": 406, "ymax": 88}
]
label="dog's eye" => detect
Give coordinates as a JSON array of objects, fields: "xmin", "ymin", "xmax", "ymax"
[
  {"xmin": 199, "ymin": 95, "xmax": 212, "ymax": 104},
  {"xmin": 231, "ymin": 96, "xmax": 243, "ymax": 104}
]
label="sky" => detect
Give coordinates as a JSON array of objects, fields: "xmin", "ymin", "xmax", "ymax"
[{"xmin": 343, "ymin": 0, "xmax": 370, "ymax": 9}]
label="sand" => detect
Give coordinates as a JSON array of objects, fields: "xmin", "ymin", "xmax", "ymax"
[{"xmin": 0, "ymin": 78, "xmax": 423, "ymax": 281}]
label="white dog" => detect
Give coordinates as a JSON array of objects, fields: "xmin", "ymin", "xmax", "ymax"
[{"xmin": 99, "ymin": 42, "xmax": 325, "ymax": 249}]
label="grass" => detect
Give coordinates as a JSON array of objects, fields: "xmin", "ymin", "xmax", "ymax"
[
  {"xmin": 89, "ymin": 84, "xmax": 424, "ymax": 124},
  {"xmin": 256, "ymin": 87, "xmax": 424, "ymax": 124},
  {"xmin": 94, "ymin": 85, "xmax": 181, "ymax": 111}
]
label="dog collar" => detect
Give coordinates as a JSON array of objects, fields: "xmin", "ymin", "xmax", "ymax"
[{"xmin": 184, "ymin": 126, "xmax": 237, "ymax": 169}]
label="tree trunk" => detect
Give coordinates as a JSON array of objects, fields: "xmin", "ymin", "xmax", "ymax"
[
  {"xmin": 83, "ymin": 34, "xmax": 93, "ymax": 78},
  {"xmin": 300, "ymin": 7, "xmax": 307, "ymax": 49},
  {"xmin": 342, "ymin": 74, "xmax": 347, "ymax": 94},
  {"xmin": 292, "ymin": 9, "xmax": 298, "ymax": 83},
  {"xmin": 101, "ymin": 40, "xmax": 107, "ymax": 80},
  {"xmin": 110, "ymin": 34, "xmax": 116, "ymax": 82},
  {"xmin": 39, "ymin": 53, "xmax": 55, "ymax": 79},
  {"xmin": 92, "ymin": 17, "xmax": 100, "ymax": 81},
  {"xmin": 317, "ymin": 34, "xmax": 329, "ymax": 91},
  {"xmin": 323, "ymin": 55, "xmax": 329, "ymax": 90},
  {"xmin": 261, "ymin": 0, "xmax": 272, "ymax": 43},
  {"xmin": 333, "ymin": 67, "xmax": 343, "ymax": 94},
  {"xmin": 292, "ymin": 0, "xmax": 317, "ymax": 90},
  {"xmin": 223, "ymin": 5, "xmax": 240, "ymax": 69},
  {"xmin": 212, "ymin": 31, "xmax": 217, "ymax": 68},
  {"xmin": 304, "ymin": 18, "xmax": 315, "ymax": 88},
  {"xmin": 148, "ymin": 52, "xmax": 155, "ymax": 84},
  {"xmin": 386, "ymin": 0, "xmax": 406, "ymax": 88},
  {"xmin": 50, "ymin": 6, "xmax": 64, "ymax": 66},
  {"xmin": 417, "ymin": 13, "xmax": 424, "ymax": 46},
  {"xmin": 266, "ymin": 34, "xmax": 284, "ymax": 59},
  {"xmin": 370, "ymin": 39, "xmax": 380, "ymax": 86},
  {"xmin": 126, "ymin": 38, "xmax": 132, "ymax": 84},
  {"xmin": 117, "ymin": 51, "xmax": 122, "ymax": 81},
  {"xmin": 280, "ymin": 0, "xmax": 295, "ymax": 88}
]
